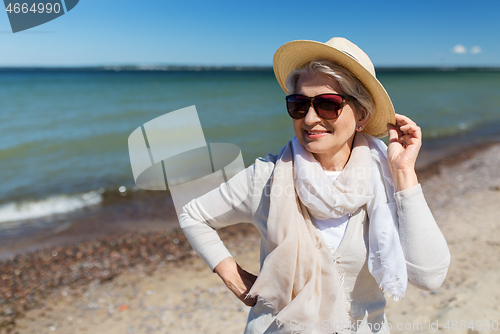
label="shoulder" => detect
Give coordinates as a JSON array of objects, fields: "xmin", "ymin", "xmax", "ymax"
[
  {"xmin": 250, "ymin": 141, "xmax": 291, "ymax": 190},
  {"xmin": 253, "ymin": 153, "xmax": 279, "ymax": 182},
  {"xmin": 254, "ymin": 140, "xmax": 289, "ymax": 170}
]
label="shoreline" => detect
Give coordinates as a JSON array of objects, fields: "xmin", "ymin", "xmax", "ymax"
[
  {"xmin": 2, "ymin": 132, "xmax": 500, "ymax": 260},
  {"xmin": 2, "ymin": 140, "xmax": 500, "ymax": 333}
]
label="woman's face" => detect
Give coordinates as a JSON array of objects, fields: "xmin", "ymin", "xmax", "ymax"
[{"xmin": 292, "ymin": 72, "xmax": 369, "ymax": 169}]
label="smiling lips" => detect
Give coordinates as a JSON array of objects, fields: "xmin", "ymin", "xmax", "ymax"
[{"xmin": 306, "ymin": 130, "xmax": 331, "ymax": 138}]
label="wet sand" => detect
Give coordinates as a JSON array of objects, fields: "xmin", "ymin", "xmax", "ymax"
[{"xmin": 2, "ymin": 142, "xmax": 500, "ymax": 333}]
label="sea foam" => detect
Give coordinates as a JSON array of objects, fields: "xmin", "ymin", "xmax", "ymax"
[{"xmin": 0, "ymin": 191, "xmax": 102, "ymax": 224}]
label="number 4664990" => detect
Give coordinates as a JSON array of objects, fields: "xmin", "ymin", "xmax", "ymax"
[{"xmin": 5, "ymin": 2, "xmax": 61, "ymax": 14}]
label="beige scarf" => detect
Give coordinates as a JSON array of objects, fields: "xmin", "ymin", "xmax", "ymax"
[
  {"xmin": 248, "ymin": 133, "xmax": 406, "ymax": 334},
  {"xmin": 248, "ymin": 140, "xmax": 352, "ymax": 334}
]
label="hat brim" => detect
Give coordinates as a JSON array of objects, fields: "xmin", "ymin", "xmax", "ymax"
[{"xmin": 273, "ymin": 40, "xmax": 395, "ymax": 138}]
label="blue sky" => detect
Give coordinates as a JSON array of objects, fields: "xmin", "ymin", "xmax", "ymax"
[{"xmin": 1, "ymin": 0, "xmax": 499, "ymax": 67}]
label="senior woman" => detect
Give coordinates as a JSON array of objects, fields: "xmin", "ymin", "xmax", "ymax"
[{"xmin": 179, "ymin": 37, "xmax": 450, "ymax": 334}]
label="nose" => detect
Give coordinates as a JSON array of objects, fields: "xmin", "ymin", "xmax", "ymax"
[{"xmin": 303, "ymin": 104, "xmax": 322, "ymax": 125}]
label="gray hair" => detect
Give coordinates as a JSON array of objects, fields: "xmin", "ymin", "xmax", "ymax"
[{"xmin": 285, "ymin": 60, "xmax": 374, "ymax": 120}]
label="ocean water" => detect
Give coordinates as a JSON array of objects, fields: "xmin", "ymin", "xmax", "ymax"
[{"xmin": 1, "ymin": 69, "xmax": 500, "ymax": 227}]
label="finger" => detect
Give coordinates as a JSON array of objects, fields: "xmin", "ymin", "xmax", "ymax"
[
  {"xmin": 390, "ymin": 120, "xmax": 406, "ymax": 136},
  {"xmin": 398, "ymin": 135, "xmax": 421, "ymax": 151},
  {"xmin": 410, "ymin": 125, "xmax": 422, "ymax": 140},
  {"xmin": 398, "ymin": 133, "xmax": 417, "ymax": 144},
  {"xmin": 387, "ymin": 124, "xmax": 400, "ymax": 144},
  {"xmin": 401, "ymin": 125, "xmax": 422, "ymax": 140},
  {"xmin": 243, "ymin": 293, "xmax": 257, "ymax": 307},
  {"xmin": 244, "ymin": 297, "xmax": 257, "ymax": 307},
  {"xmin": 399, "ymin": 124, "xmax": 421, "ymax": 136},
  {"xmin": 395, "ymin": 113, "xmax": 416, "ymax": 126},
  {"xmin": 395, "ymin": 113, "xmax": 415, "ymax": 123},
  {"xmin": 395, "ymin": 118, "xmax": 421, "ymax": 140}
]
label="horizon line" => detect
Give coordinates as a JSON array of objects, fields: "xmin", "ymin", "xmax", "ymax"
[{"xmin": 1, "ymin": 65, "xmax": 500, "ymax": 72}]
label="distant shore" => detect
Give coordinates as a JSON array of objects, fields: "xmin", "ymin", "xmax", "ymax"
[{"xmin": 1, "ymin": 65, "xmax": 499, "ymax": 72}]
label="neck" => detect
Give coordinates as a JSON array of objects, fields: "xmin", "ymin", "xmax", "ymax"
[{"xmin": 312, "ymin": 134, "xmax": 355, "ymax": 171}]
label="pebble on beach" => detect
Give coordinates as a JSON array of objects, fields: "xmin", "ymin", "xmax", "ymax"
[{"xmin": 0, "ymin": 223, "xmax": 259, "ymax": 333}]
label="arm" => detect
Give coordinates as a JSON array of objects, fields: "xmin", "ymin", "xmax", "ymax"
[
  {"xmin": 179, "ymin": 164, "xmax": 258, "ymax": 306},
  {"xmin": 387, "ymin": 114, "xmax": 450, "ymax": 290},
  {"xmin": 395, "ymin": 184, "xmax": 450, "ymax": 291}
]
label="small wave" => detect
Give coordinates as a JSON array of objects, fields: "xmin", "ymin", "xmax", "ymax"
[{"xmin": 0, "ymin": 191, "xmax": 102, "ymax": 224}]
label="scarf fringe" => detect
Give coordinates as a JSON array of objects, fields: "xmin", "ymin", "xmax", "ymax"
[
  {"xmin": 333, "ymin": 259, "xmax": 354, "ymax": 334},
  {"xmin": 327, "ymin": 246, "xmax": 354, "ymax": 334},
  {"xmin": 376, "ymin": 251, "xmax": 406, "ymax": 301},
  {"xmin": 247, "ymin": 248, "xmax": 355, "ymax": 334}
]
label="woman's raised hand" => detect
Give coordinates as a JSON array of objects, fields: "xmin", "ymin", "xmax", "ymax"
[
  {"xmin": 214, "ymin": 257, "xmax": 258, "ymax": 307},
  {"xmin": 387, "ymin": 114, "xmax": 421, "ymax": 191}
]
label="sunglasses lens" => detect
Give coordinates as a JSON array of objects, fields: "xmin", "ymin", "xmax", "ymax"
[
  {"xmin": 285, "ymin": 94, "xmax": 345, "ymax": 119},
  {"xmin": 286, "ymin": 95, "xmax": 310, "ymax": 119},
  {"xmin": 313, "ymin": 95, "xmax": 344, "ymax": 119}
]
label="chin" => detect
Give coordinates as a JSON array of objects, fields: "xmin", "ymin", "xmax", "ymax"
[{"xmin": 301, "ymin": 141, "xmax": 330, "ymax": 155}]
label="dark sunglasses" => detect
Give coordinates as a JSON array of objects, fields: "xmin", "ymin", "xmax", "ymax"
[{"xmin": 285, "ymin": 93, "xmax": 348, "ymax": 120}]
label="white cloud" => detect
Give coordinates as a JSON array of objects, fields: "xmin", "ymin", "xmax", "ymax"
[
  {"xmin": 453, "ymin": 44, "xmax": 467, "ymax": 54},
  {"xmin": 471, "ymin": 46, "xmax": 482, "ymax": 54}
]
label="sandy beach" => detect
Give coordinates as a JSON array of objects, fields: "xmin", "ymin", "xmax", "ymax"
[{"xmin": 2, "ymin": 142, "xmax": 500, "ymax": 334}]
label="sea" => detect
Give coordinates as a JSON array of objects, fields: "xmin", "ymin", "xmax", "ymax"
[{"xmin": 1, "ymin": 67, "xmax": 500, "ymax": 248}]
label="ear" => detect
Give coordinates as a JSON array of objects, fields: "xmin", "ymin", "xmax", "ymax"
[{"xmin": 356, "ymin": 112, "xmax": 370, "ymax": 131}]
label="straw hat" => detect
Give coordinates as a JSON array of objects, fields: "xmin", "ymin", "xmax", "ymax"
[{"xmin": 273, "ymin": 37, "xmax": 395, "ymax": 138}]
